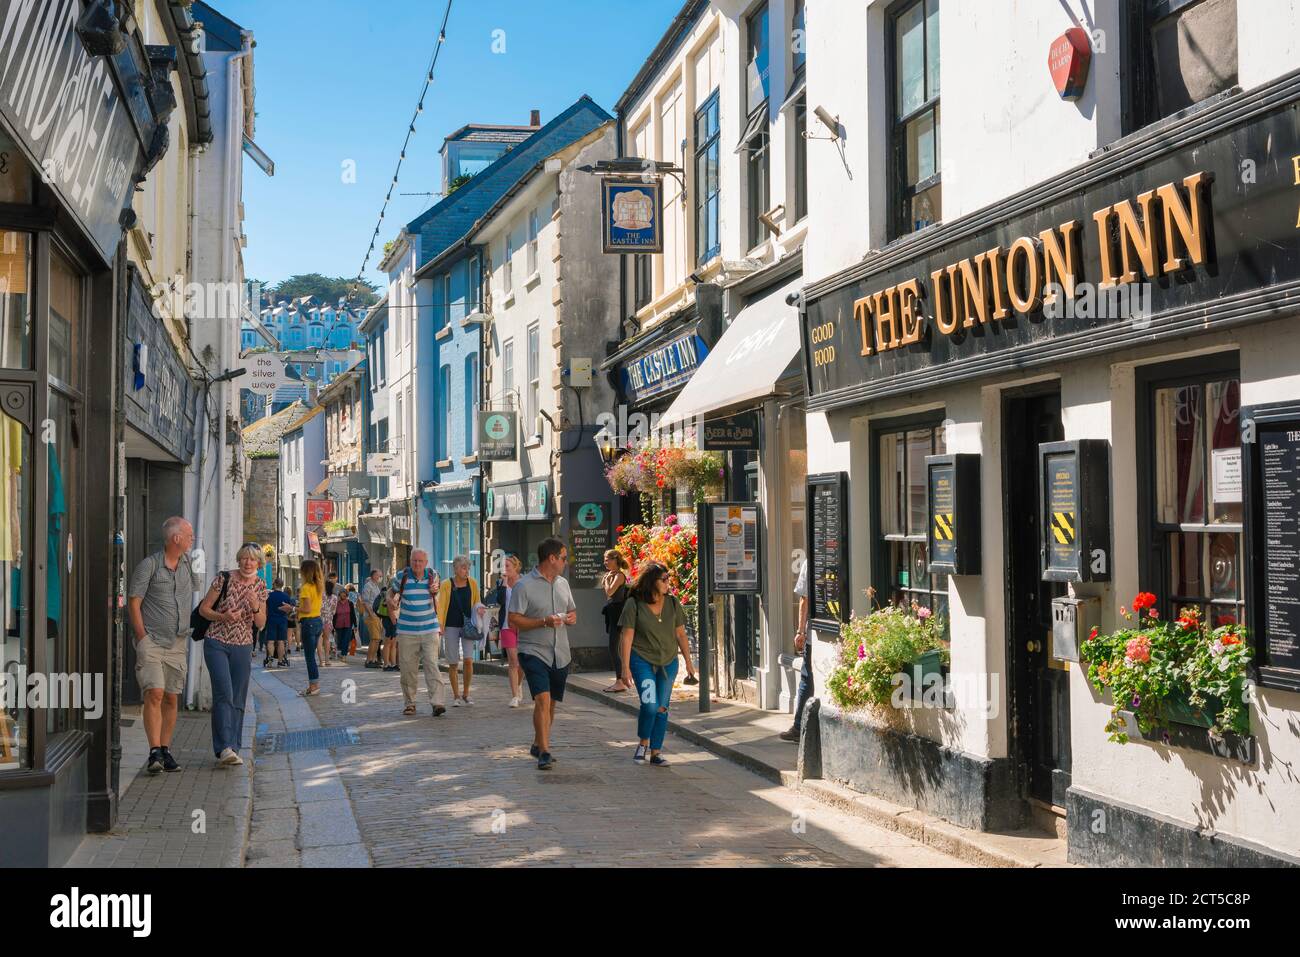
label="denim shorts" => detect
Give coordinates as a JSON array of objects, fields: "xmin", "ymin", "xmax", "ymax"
[{"xmin": 518, "ymin": 652, "xmax": 569, "ymax": 702}]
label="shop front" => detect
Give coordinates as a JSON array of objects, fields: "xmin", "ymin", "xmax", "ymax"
[
  {"xmin": 0, "ymin": 0, "xmax": 175, "ymax": 864},
  {"xmin": 485, "ymin": 478, "xmax": 552, "ymax": 575},
  {"xmin": 423, "ymin": 479, "xmax": 478, "ymax": 581},
  {"xmin": 357, "ymin": 512, "xmax": 393, "ymax": 582},
  {"xmin": 799, "ymin": 74, "xmax": 1300, "ymax": 865}
]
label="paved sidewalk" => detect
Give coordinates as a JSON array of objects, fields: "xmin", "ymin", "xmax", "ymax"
[{"xmin": 67, "ymin": 702, "xmax": 255, "ymax": 868}]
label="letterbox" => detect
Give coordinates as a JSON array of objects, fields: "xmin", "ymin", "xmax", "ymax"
[{"xmin": 1051, "ymin": 595, "xmax": 1100, "ymax": 663}]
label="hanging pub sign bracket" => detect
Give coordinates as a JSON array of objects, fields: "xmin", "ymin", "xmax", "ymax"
[
  {"xmin": 1039, "ymin": 439, "xmax": 1111, "ymax": 583},
  {"xmin": 926, "ymin": 454, "xmax": 981, "ymax": 576},
  {"xmin": 1241, "ymin": 401, "xmax": 1300, "ymax": 692}
]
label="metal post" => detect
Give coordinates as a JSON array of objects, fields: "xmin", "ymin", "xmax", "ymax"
[{"xmin": 697, "ymin": 505, "xmax": 711, "ymax": 712}]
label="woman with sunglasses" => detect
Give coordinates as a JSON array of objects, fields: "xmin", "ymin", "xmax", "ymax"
[{"xmin": 618, "ymin": 562, "xmax": 697, "ymax": 766}]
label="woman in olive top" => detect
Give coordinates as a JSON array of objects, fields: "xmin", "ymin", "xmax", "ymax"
[
  {"xmin": 618, "ymin": 562, "xmax": 697, "ymax": 766},
  {"xmin": 297, "ymin": 559, "xmax": 325, "ymax": 696}
]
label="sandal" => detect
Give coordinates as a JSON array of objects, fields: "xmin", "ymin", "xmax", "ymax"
[
  {"xmin": 402, "ymin": 705, "xmax": 417, "ymax": 715},
  {"xmin": 299, "ymin": 687, "xmax": 319, "ymax": 697},
  {"xmin": 603, "ymin": 683, "xmax": 627, "ymax": 693}
]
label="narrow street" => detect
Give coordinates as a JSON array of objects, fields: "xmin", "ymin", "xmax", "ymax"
[{"xmin": 245, "ymin": 660, "xmax": 965, "ymax": 868}]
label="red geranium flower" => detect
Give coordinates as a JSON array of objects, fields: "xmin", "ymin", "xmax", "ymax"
[
  {"xmin": 1222, "ymin": 633, "xmax": 1242, "ymax": 646},
  {"xmin": 1087, "ymin": 626, "xmax": 1098, "ymax": 641},
  {"xmin": 1132, "ymin": 592, "xmax": 1157, "ymax": 611}
]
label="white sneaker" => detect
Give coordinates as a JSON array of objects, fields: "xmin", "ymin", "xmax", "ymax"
[
  {"xmin": 218, "ymin": 748, "xmax": 243, "ymax": 766},
  {"xmin": 452, "ymin": 697, "xmax": 462, "ymax": 707},
  {"xmin": 509, "ymin": 696, "xmax": 521, "ymax": 708},
  {"xmin": 463, "ymin": 696, "xmax": 474, "ymax": 706}
]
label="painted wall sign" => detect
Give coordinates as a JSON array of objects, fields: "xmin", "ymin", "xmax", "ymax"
[
  {"xmin": 486, "ymin": 479, "xmax": 551, "ymax": 522},
  {"xmin": 807, "ymin": 472, "xmax": 850, "ymax": 635},
  {"xmin": 926, "ymin": 454, "xmax": 980, "ymax": 576},
  {"xmin": 1242, "ymin": 402, "xmax": 1300, "ymax": 692},
  {"xmin": 1048, "ymin": 26, "xmax": 1092, "ymax": 100},
  {"xmin": 802, "ymin": 93, "xmax": 1300, "ymax": 411},
  {"xmin": 1038, "ymin": 440, "xmax": 1110, "ymax": 583},
  {"xmin": 622, "ymin": 331, "xmax": 708, "ymax": 404},
  {"xmin": 708, "ymin": 503, "xmax": 761, "ymax": 594},
  {"xmin": 702, "ymin": 412, "xmax": 760, "ymax": 450},
  {"xmin": 0, "ymin": 0, "xmax": 147, "ymax": 262},
  {"xmin": 477, "ymin": 409, "xmax": 517, "ymax": 461},
  {"xmin": 567, "ymin": 501, "xmax": 612, "ymax": 589},
  {"xmin": 602, "ymin": 178, "xmax": 663, "ymax": 254}
]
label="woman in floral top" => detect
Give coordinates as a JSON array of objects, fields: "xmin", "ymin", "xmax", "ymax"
[
  {"xmin": 320, "ymin": 579, "xmax": 340, "ymax": 664},
  {"xmin": 198, "ymin": 543, "xmax": 268, "ymax": 767}
]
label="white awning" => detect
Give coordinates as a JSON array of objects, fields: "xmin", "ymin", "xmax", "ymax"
[{"xmin": 660, "ymin": 274, "xmax": 803, "ymax": 428}]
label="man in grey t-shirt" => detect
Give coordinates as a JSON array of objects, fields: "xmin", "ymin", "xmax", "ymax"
[
  {"xmin": 781, "ymin": 558, "xmax": 813, "ymax": 742},
  {"xmin": 508, "ymin": 537, "xmax": 576, "ymax": 770},
  {"xmin": 126, "ymin": 516, "xmax": 201, "ymax": 773}
]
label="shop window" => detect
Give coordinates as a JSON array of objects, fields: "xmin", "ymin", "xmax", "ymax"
[
  {"xmin": 1140, "ymin": 357, "xmax": 1243, "ymax": 626},
  {"xmin": 694, "ymin": 90, "xmax": 721, "ymax": 265},
  {"xmin": 1125, "ymin": 0, "xmax": 1238, "ymax": 133},
  {"xmin": 0, "ymin": 230, "xmax": 31, "ymax": 368},
  {"xmin": 874, "ymin": 420, "xmax": 949, "ymax": 623},
  {"xmin": 888, "ymin": 0, "xmax": 941, "ymax": 241}
]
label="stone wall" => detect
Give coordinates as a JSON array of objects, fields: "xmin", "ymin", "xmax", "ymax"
[{"xmin": 244, "ymin": 455, "xmax": 279, "ymax": 546}]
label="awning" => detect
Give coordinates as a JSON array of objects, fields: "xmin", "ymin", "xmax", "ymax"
[{"xmin": 660, "ymin": 274, "xmax": 803, "ymax": 428}]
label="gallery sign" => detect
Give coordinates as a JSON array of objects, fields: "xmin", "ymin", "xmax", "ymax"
[
  {"xmin": 477, "ymin": 409, "xmax": 517, "ymax": 461},
  {"xmin": 602, "ymin": 178, "xmax": 663, "ymax": 254},
  {"xmin": 0, "ymin": 0, "xmax": 150, "ymax": 263},
  {"xmin": 802, "ymin": 86, "xmax": 1300, "ymax": 411}
]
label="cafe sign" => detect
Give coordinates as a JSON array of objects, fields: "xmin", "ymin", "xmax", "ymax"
[
  {"xmin": 477, "ymin": 409, "xmax": 517, "ymax": 461},
  {"xmin": 486, "ymin": 479, "xmax": 550, "ymax": 522},
  {"xmin": 802, "ymin": 87, "xmax": 1300, "ymax": 410}
]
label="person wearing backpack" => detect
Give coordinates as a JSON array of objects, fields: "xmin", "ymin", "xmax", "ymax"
[
  {"xmin": 360, "ymin": 570, "xmax": 384, "ymax": 668},
  {"xmin": 126, "ymin": 516, "xmax": 201, "ymax": 774},
  {"xmin": 333, "ymin": 583, "xmax": 356, "ymax": 658},
  {"xmin": 437, "ymin": 555, "xmax": 484, "ymax": 706},
  {"xmin": 388, "ymin": 549, "xmax": 448, "ymax": 716}
]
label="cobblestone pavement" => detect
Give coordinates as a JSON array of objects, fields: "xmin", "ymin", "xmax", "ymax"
[
  {"xmin": 262, "ymin": 657, "xmax": 967, "ymax": 868},
  {"xmin": 67, "ymin": 708, "xmax": 253, "ymax": 868}
]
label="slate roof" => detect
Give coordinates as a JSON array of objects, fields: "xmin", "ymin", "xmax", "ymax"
[{"xmin": 241, "ymin": 400, "xmax": 307, "ymax": 455}]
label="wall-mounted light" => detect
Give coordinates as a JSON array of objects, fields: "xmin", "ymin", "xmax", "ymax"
[{"xmin": 810, "ymin": 105, "xmax": 842, "ymax": 142}]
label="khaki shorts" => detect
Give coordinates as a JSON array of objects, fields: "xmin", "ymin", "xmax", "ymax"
[{"xmin": 135, "ymin": 635, "xmax": 189, "ymax": 695}]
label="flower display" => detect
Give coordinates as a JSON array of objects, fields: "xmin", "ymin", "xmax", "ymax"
[
  {"xmin": 614, "ymin": 522, "xmax": 698, "ymax": 606},
  {"xmin": 827, "ymin": 603, "xmax": 949, "ymax": 712},
  {"xmin": 1080, "ymin": 592, "xmax": 1253, "ymax": 742}
]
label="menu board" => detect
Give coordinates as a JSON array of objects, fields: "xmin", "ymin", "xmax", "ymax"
[
  {"xmin": 808, "ymin": 473, "xmax": 849, "ymax": 634},
  {"xmin": 568, "ymin": 501, "xmax": 612, "ymax": 589},
  {"xmin": 1044, "ymin": 450, "xmax": 1080, "ymax": 575},
  {"xmin": 1259, "ymin": 427, "xmax": 1300, "ymax": 682},
  {"xmin": 709, "ymin": 504, "xmax": 761, "ymax": 593}
]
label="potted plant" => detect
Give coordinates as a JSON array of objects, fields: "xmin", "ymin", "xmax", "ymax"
[{"xmin": 1079, "ymin": 594, "xmax": 1253, "ymax": 743}]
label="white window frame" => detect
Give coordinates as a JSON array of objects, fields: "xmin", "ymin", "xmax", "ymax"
[
  {"xmin": 527, "ymin": 322, "xmax": 540, "ymax": 437},
  {"xmin": 527, "ymin": 210, "xmax": 539, "ymax": 276},
  {"xmin": 504, "ymin": 235, "xmax": 514, "ymax": 293},
  {"xmin": 502, "ymin": 339, "xmax": 515, "ymax": 409}
]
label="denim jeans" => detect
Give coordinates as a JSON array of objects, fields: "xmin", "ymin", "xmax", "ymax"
[
  {"xmin": 793, "ymin": 644, "xmax": 814, "ymax": 731},
  {"xmin": 629, "ymin": 650, "xmax": 677, "ymax": 750},
  {"xmin": 335, "ymin": 626, "xmax": 353, "ymax": 656},
  {"xmin": 299, "ymin": 616, "xmax": 323, "ymax": 681},
  {"xmin": 204, "ymin": 638, "xmax": 252, "ymax": 757}
]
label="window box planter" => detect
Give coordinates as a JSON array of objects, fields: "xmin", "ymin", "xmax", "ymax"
[
  {"xmin": 904, "ymin": 649, "xmax": 946, "ymax": 699},
  {"xmin": 1157, "ymin": 678, "xmax": 1248, "ymax": 735}
]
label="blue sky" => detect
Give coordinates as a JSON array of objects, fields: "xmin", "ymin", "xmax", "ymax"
[{"xmin": 216, "ymin": 0, "xmax": 681, "ymax": 295}]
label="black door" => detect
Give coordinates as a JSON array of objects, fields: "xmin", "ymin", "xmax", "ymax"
[{"xmin": 1003, "ymin": 390, "xmax": 1070, "ymax": 806}]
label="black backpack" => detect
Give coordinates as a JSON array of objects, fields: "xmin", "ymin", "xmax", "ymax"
[{"xmin": 190, "ymin": 571, "xmax": 230, "ymax": 642}]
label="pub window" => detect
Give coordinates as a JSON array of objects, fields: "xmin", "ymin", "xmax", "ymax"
[
  {"xmin": 694, "ymin": 89, "xmax": 721, "ymax": 266},
  {"xmin": 1140, "ymin": 357, "xmax": 1244, "ymax": 626},
  {"xmin": 875, "ymin": 420, "xmax": 949, "ymax": 623},
  {"xmin": 888, "ymin": 0, "xmax": 941, "ymax": 242},
  {"xmin": 741, "ymin": 2, "xmax": 771, "ymax": 251},
  {"xmin": 633, "ymin": 254, "xmax": 652, "ymax": 311},
  {"xmin": 1125, "ymin": 0, "xmax": 1238, "ymax": 133}
]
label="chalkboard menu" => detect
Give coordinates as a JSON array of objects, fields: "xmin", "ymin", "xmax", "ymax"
[
  {"xmin": 568, "ymin": 501, "xmax": 613, "ymax": 589},
  {"xmin": 807, "ymin": 472, "xmax": 850, "ymax": 635},
  {"xmin": 1243, "ymin": 403, "xmax": 1300, "ymax": 691}
]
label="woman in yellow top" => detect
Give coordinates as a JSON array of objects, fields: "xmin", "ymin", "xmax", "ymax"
[
  {"xmin": 297, "ymin": 559, "xmax": 325, "ymax": 697},
  {"xmin": 437, "ymin": 555, "xmax": 483, "ymax": 706}
]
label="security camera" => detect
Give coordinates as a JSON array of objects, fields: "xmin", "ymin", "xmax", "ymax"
[{"xmin": 813, "ymin": 105, "xmax": 841, "ymax": 141}]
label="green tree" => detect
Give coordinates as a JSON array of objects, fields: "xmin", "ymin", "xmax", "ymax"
[{"xmin": 272, "ymin": 273, "xmax": 379, "ymax": 308}]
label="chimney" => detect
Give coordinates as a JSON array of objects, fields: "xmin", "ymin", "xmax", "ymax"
[{"xmin": 530, "ymin": 109, "xmax": 540, "ymax": 127}]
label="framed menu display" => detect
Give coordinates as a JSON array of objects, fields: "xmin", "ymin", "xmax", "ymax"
[
  {"xmin": 807, "ymin": 472, "xmax": 850, "ymax": 635},
  {"xmin": 1242, "ymin": 402, "xmax": 1300, "ymax": 692},
  {"xmin": 708, "ymin": 503, "xmax": 762, "ymax": 594},
  {"xmin": 1038, "ymin": 439, "xmax": 1111, "ymax": 583},
  {"xmin": 925, "ymin": 454, "xmax": 981, "ymax": 575}
]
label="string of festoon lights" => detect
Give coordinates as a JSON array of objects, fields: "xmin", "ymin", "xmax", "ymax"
[{"xmin": 345, "ymin": 0, "xmax": 454, "ymax": 309}]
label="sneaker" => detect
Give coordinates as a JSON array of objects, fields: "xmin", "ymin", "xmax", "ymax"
[
  {"xmin": 147, "ymin": 748, "xmax": 165, "ymax": 775},
  {"xmin": 452, "ymin": 697, "xmax": 463, "ymax": 707},
  {"xmin": 217, "ymin": 748, "xmax": 243, "ymax": 767},
  {"xmin": 633, "ymin": 744, "xmax": 647, "ymax": 763},
  {"xmin": 364, "ymin": 660, "xmax": 380, "ymax": 669},
  {"xmin": 509, "ymin": 696, "xmax": 521, "ymax": 708},
  {"xmin": 263, "ymin": 655, "xmax": 271, "ymax": 667},
  {"xmin": 649, "ymin": 753, "xmax": 669, "ymax": 767},
  {"xmin": 778, "ymin": 727, "xmax": 801, "ymax": 743},
  {"xmin": 537, "ymin": 751, "xmax": 554, "ymax": 770},
  {"xmin": 462, "ymin": 696, "xmax": 474, "ymax": 707},
  {"xmin": 529, "ymin": 743, "xmax": 541, "ymax": 759},
  {"xmin": 160, "ymin": 747, "xmax": 181, "ymax": 772},
  {"xmin": 432, "ymin": 705, "xmax": 446, "ymax": 717},
  {"xmin": 383, "ymin": 665, "xmax": 398, "ymax": 672}
]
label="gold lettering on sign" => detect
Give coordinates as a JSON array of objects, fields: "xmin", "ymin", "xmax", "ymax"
[
  {"xmin": 1156, "ymin": 171, "xmax": 1209, "ymax": 273},
  {"xmin": 985, "ymin": 246, "xmax": 1010, "ymax": 320},
  {"xmin": 853, "ymin": 296, "xmax": 873, "ymax": 356},
  {"xmin": 1092, "ymin": 206, "xmax": 1119, "ymax": 287},
  {"xmin": 959, "ymin": 254, "xmax": 991, "ymax": 328},
  {"xmin": 1040, "ymin": 220, "xmax": 1079, "ymax": 306},
  {"xmin": 873, "ymin": 286, "xmax": 900, "ymax": 353},
  {"xmin": 1293, "ymin": 154, "xmax": 1300, "ymax": 185},
  {"xmin": 931, "ymin": 266, "xmax": 959, "ymax": 335},
  {"xmin": 1006, "ymin": 236, "xmax": 1042, "ymax": 314},
  {"xmin": 1114, "ymin": 189, "xmax": 1159, "ymax": 284},
  {"xmin": 898, "ymin": 279, "xmax": 924, "ymax": 345}
]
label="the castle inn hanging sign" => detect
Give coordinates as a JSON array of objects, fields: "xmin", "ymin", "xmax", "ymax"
[{"xmin": 801, "ymin": 79, "xmax": 1300, "ymax": 410}]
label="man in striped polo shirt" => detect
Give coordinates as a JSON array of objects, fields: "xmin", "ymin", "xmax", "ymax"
[{"xmin": 388, "ymin": 549, "xmax": 448, "ymax": 717}]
